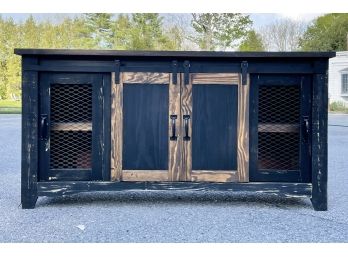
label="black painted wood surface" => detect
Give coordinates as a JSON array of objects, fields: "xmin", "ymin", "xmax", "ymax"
[
  {"xmin": 123, "ymin": 83, "xmax": 169, "ymax": 170},
  {"xmin": 37, "ymin": 181, "xmax": 312, "ymax": 197},
  {"xmin": 192, "ymin": 84, "xmax": 238, "ymax": 170},
  {"xmin": 21, "ymin": 57, "xmax": 39, "ymax": 209}
]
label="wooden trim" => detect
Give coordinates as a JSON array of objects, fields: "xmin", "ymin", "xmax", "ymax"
[
  {"xmin": 169, "ymin": 73, "xmax": 183, "ymax": 181},
  {"xmin": 311, "ymin": 73, "xmax": 328, "ymax": 211},
  {"xmin": 237, "ymin": 74, "xmax": 250, "ymax": 182},
  {"xmin": 51, "ymin": 122, "xmax": 92, "ymax": 131},
  {"xmin": 21, "ymin": 57, "xmax": 39, "ymax": 209},
  {"xmin": 123, "ymin": 72, "xmax": 170, "ymax": 84},
  {"xmin": 192, "ymin": 73, "xmax": 239, "ymax": 84},
  {"xmin": 122, "ymin": 170, "xmax": 168, "ymax": 181},
  {"xmin": 181, "ymin": 73, "xmax": 192, "ymax": 181},
  {"xmin": 37, "ymin": 181, "xmax": 313, "ymax": 198},
  {"xmin": 191, "ymin": 171, "xmax": 238, "ymax": 182},
  {"xmin": 111, "ymin": 72, "xmax": 123, "ymax": 181},
  {"xmin": 258, "ymin": 123, "xmax": 299, "ymax": 133}
]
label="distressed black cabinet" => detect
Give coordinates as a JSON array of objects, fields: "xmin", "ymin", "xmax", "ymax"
[{"xmin": 15, "ymin": 49, "xmax": 335, "ymax": 210}]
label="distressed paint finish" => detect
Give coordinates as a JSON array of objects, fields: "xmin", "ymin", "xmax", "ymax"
[
  {"xmin": 169, "ymin": 73, "xmax": 183, "ymax": 181},
  {"xmin": 311, "ymin": 73, "xmax": 328, "ymax": 211},
  {"xmin": 122, "ymin": 170, "xmax": 168, "ymax": 181},
  {"xmin": 237, "ymin": 74, "xmax": 250, "ymax": 182},
  {"xmin": 111, "ymin": 72, "xmax": 123, "ymax": 181},
  {"xmin": 21, "ymin": 57, "xmax": 39, "ymax": 209},
  {"xmin": 37, "ymin": 181, "xmax": 312, "ymax": 198}
]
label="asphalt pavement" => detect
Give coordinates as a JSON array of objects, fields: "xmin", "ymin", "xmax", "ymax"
[{"xmin": 0, "ymin": 114, "xmax": 347, "ymax": 242}]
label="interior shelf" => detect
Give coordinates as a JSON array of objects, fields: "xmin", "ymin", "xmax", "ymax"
[
  {"xmin": 258, "ymin": 123, "xmax": 299, "ymax": 133},
  {"xmin": 51, "ymin": 122, "xmax": 92, "ymax": 131}
]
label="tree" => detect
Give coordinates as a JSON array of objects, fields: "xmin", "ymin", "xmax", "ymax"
[
  {"xmin": 299, "ymin": 13, "xmax": 348, "ymax": 51},
  {"xmin": 190, "ymin": 13, "xmax": 252, "ymax": 50},
  {"xmin": 260, "ymin": 18, "xmax": 306, "ymax": 51},
  {"xmin": 84, "ymin": 13, "xmax": 113, "ymax": 48},
  {"xmin": 238, "ymin": 30, "xmax": 265, "ymax": 51}
]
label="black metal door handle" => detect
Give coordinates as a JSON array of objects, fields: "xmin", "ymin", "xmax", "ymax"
[
  {"xmin": 40, "ymin": 114, "xmax": 48, "ymax": 140},
  {"xmin": 170, "ymin": 115, "xmax": 177, "ymax": 141},
  {"xmin": 183, "ymin": 115, "xmax": 190, "ymax": 141}
]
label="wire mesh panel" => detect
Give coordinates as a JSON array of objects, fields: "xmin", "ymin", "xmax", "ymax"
[
  {"xmin": 50, "ymin": 84, "xmax": 93, "ymax": 170},
  {"xmin": 50, "ymin": 131, "xmax": 92, "ymax": 169},
  {"xmin": 258, "ymin": 85, "xmax": 301, "ymax": 171},
  {"xmin": 51, "ymin": 84, "xmax": 92, "ymax": 123}
]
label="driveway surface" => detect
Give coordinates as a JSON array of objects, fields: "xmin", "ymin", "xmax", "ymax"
[{"xmin": 0, "ymin": 114, "xmax": 347, "ymax": 242}]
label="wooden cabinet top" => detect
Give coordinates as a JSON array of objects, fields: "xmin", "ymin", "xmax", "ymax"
[{"xmin": 15, "ymin": 48, "xmax": 336, "ymax": 59}]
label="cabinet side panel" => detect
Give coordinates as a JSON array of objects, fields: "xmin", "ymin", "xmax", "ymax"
[{"xmin": 21, "ymin": 57, "xmax": 39, "ymax": 208}]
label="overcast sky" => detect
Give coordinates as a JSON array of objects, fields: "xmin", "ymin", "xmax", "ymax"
[{"xmin": 0, "ymin": 13, "xmax": 323, "ymax": 27}]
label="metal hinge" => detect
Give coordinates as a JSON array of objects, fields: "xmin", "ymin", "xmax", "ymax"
[{"xmin": 241, "ymin": 61, "xmax": 248, "ymax": 86}]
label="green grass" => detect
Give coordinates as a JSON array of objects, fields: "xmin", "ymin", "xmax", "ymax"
[
  {"xmin": 329, "ymin": 101, "xmax": 348, "ymax": 114},
  {"xmin": 0, "ymin": 100, "xmax": 22, "ymax": 114}
]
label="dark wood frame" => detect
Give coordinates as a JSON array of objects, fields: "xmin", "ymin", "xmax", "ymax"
[{"xmin": 16, "ymin": 49, "xmax": 334, "ymax": 210}]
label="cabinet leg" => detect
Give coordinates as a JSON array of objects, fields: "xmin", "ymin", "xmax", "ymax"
[
  {"xmin": 310, "ymin": 195, "xmax": 327, "ymax": 211},
  {"xmin": 21, "ymin": 190, "xmax": 38, "ymax": 209}
]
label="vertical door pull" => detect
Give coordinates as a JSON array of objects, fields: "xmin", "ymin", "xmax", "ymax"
[
  {"xmin": 170, "ymin": 115, "xmax": 178, "ymax": 141},
  {"xmin": 183, "ymin": 115, "xmax": 191, "ymax": 141},
  {"xmin": 40, "ymin": 114, "xmax": 48, "ymax": 140},
  {"xmin": 184, "ymin": 60, "xmax": 190, "ymax": 85}
]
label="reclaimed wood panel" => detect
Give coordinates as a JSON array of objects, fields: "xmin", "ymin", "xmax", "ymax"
[
  {"xmin": 123, "ymin": 72, "xmax": 170, "ymax": 84},
  {"xmin": 122, "ymin": 170, "xmax": 168, "ymax": 181},
  {"xmin": 111, "ymin": 72, "xmax": 123, "ymax": 181},
  {"xmin": 169, "ymin": 73, "xmax": 182, "ymax": 181},
  {"xmin": 191, "ymin": 170, "xmax": 238, "ymax": 182},
  {"xmin": 237, "ymin": 74, "xmax": 250, "ymax": 182},
  {"xmin": 181, "ymin": 73, "xmax": 192, "ymax": 181},
  {"xmin": 192, "ymin": 73, "xmax": 239, "ymax": 85}
]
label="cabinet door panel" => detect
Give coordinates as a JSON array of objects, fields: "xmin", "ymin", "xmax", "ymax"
[
  {"xmin": 182, "ymin": 73, "xmax": 249, "ymax": 182},
  {"xmin": 249, "ymin": 74, "xmax": 311, "ymax": 182},
  {"xmin": 111, "ymin": 72, "xmax": 181, "ymax": 182},
  {"xmin": 39, "ymin": 73, "xmax": 110, "ymax": 181}
]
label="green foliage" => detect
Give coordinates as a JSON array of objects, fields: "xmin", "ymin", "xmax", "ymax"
[
  {"xmin": 300, "ymin": 13, "xmax": 348, "ymax": 51},
  {"xmin": 84, "ymin": 13, "xmax": 113, "ymax": 48},
  {"xmin": 238, "ymin": 30, "xmax": 265, "ymax": 51},
  {"xmin": 190, "ymin": 13, "xmax": 252, "ymax": 50},
  {"xmin": 329, "ymin": 101, "xmax": 348, "ymax": 113},
  {"xmin": 0, "ymin": 100, "xmax": 21, "ymax": 114}
]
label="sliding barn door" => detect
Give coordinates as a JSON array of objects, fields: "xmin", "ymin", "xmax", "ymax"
[
  {"xmin": 111, "ymin": 72, "xmax": 181, "ymax": 182},
  {"xmin": 182, "ymin": 73, "xmax": 249, "ymax": 182}
]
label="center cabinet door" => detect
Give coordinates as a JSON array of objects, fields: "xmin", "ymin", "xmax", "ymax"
[
  {"xmin": 111, "ymin": 72, "xmax": 181, "ymax": 182},
  {"xmin": 182, "ymin": 73, "xmax": 249, "ymax": 182}
]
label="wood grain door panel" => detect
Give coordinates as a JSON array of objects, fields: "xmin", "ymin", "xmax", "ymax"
[
  {"xmin": 111, "ymin": 72, "xmax": 181, "ymax": 182},
  {"xmin": 182, "ymin": 73, "xmax": 249, "ymax": 182}
]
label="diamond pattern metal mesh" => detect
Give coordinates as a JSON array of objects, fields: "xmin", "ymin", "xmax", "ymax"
[
  {"xmin": 51, "ymin": 84, "xmax": 92, "ymax": 123},
  {"xmin": 258, "ymin": 132, "xmax": 299, "ymax": 170},
  {"xmin": 258, "ymin": 85, "xmax": 301, "ymax": 170},
  {"xmin": 49, "ymin": 84, "xmax": 93, "ymax": 169},
  {"xmin": 259, "ymin": 85, "xmax": 300, "ymax": 123},
  {"xmin": 50, "ymin": 131, "xmax": 92, "ymax": 169}
]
